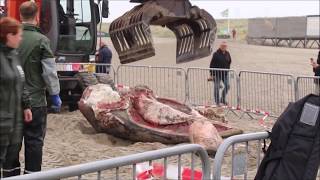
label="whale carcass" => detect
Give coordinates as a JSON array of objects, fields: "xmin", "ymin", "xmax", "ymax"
[{"xmin": 78, "ymin": 84, "xmax": 242, "ymax": 152}]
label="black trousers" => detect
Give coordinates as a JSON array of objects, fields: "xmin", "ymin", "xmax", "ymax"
[
  {"xmin": 2, "ymin": 107, "xmax": 47, "ymax": 177},
  {"xmin": 1, "ymin": 143, "xmax": 22, "ymax": 177},
  {"xmin": 1, "ymin": 119, "xmax": 23, "ymax": 177},
  {"xmin": 0, "ymin": 134, "xmax": 10, "ymax": 168},
  {"xmin": 24, "ymin": 107, "xmax": 47, "ymax": 173}
]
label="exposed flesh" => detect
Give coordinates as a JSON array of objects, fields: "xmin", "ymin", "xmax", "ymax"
[
  {"xmin": 190, "ymin": 120, "xmax": 223, "ymax": 153},
  {"xmin": 134, "ymin": 94, "xmax": 192, "ymax": 125}
]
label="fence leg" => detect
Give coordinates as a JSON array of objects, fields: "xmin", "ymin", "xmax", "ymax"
[
  {"xmin": 225, "ymin": 109, "xmax": 240, "ymax": 118},
  {"xmin": 238, "ymin": 112, "xmax": 255, "ymax": 120}
]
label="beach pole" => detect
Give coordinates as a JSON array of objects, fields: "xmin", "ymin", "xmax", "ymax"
[{"xmin": 228, "ymin": 17, "xmax": 230, "ymax": 34}]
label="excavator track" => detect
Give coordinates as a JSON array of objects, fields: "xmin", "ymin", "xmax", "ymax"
[{"xmin": 110, "ymin": 0, "xmax": 217, "ymax": 64}]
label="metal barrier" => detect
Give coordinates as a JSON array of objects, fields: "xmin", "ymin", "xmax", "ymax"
[
  {"xmin": 212, "ymin": 132, "xmax": 270, "ymax": 180},
  {"xmin": 238, "ymin": 71, "xmax": 296, "ymax": 117},
  {"xmin": 117, "ymin": 65, "xmax": 187, "ymax": 102},
  {"xmin": 55, "ymin": 64, "xmax": 318, "ymax": 118},
  {"xmin": 213, "ymin": 132, "xmax": 320, "ymax": 180},
  {"xmin": 296, "ymin": 76, "xmax": 320, "ymax": 99},
  {"xmin": 56, "ymin": 63, "xmax": 116, "ymax": 82},
  {"xmin": 4, "ymin": 144, "xmax": 210, "ymax": 180},
  {"xmin": 187, "ymin": 68, "xmax": 238, "ymax": 108}
]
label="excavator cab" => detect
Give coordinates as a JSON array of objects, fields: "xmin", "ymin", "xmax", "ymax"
[
  {"xmin": 2, "ymin": 0, "xmax": 102, "ymax": 62},
  {"xmin": 42, "ymin": 0, "xmax": 100, "ymax": 62},
  {"xmin": 109, "ymin": 0, "xmax": 217, "ymax": 64}
]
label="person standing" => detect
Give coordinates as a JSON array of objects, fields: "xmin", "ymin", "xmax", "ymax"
[
  {"xmin": 311, "ymin": 51, "xmax": 320, "ymax": 95},
  {"xmin": 96, "ymin": 40, "xmax": 112, "ymax": 74},
  {"xmin": 3, "ymin": 1, "xmax": 61, "ymax": 176},
  {"xmin": 0, "ymin": 17, "xmax": 32, "ymax": 176},
  {"xmin": 232, "ymin": 28, "xmax": 236, "ymax": 40},
  {"xmin": 209, "ymin": 41, "xmax": 232, "ymax": 105}
]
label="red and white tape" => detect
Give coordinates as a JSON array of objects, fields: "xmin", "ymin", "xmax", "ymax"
[
  {"xmin": 199, "ymin": 103, "xmax": 271, "ymax": 129},
  {"xmin": 136, "ymin": 163, "xmax": 202, "ymax": 180}
]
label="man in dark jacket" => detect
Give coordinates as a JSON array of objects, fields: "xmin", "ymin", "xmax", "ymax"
[
  {"xmin": 3, "ymin": 1, "xmax": 61, "ymax": 176},
  {"xmin": 209, "ymin": 41, "xmax": 232, "ymax": 105},
  {"xmin": 311, "ymin": 51, "xmax": 320, "ymax": 95},
  {"xmin": 96, "ymin": 40, "xmax": 112, "ymax": 74}
]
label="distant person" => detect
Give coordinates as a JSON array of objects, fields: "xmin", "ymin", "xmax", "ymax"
[
  {"xmin": 0, "ymin": 17, "xmax": 32, "ymax": 175},
  {"xmin": 208, "ymin": 41, "xmax": 232, "ymax": 105},
  {"xmin": 232, "ymin": 28, "xmax": 236, "ymax": 40},
  {"xmin": 311, "ymin": 51, "xmax": 320, "ymax": 95},
  {"xmin": 96, "ymin": 40, "xmax": 112, "ymax": 74}
]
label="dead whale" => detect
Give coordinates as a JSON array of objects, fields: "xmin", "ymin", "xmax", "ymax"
[{"xmin": 79, "ymin": 84, "xmax": 242, "ymax": 152}]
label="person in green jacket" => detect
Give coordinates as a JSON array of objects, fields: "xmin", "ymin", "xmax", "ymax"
[
  {"xmin": 2, "ymin": 1, "xmax": 61, "ymax": 176},
  {"xmin": 0, "ymin": 17, "xmax": 32, "ymax": 175}
]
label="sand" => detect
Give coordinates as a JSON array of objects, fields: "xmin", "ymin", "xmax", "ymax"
[
  {"xmin": 109, "ymin": 38, "xmax": 317, "ymax": 76},
  {"xmin": 21, "ymin": 38, "xmax": 319, "ymax": 179}
]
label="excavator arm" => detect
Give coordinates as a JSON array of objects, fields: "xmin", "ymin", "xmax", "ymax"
[{"xmin": 109, "ymin": 0, "xmax": 217, "ymax": 64}]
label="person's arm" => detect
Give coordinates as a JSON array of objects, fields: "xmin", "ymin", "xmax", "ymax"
[
  {"xmin": 95, "ymin": 50, "xmax": 100, "ymax": 63},
  {"xmin": 209, "ymin": 52, "xmax": 217, "ymax": 76},
  {"xmin": 314, "ymin": 66, "xmax": 320, "ymax": 77},
  {"xmin": 228, "ymin": 52, "xmax": 232, "ymax": 66},
  {"xmin": 314, "ymin": 63, "xmax": 320, "ymax": 73},
  {"xmin": 40, "ymin": 38, "xmax": 60, "ymax": 96},
  {"xmin": 22, "ymin": 85, "xmax": 32, "ymax": 122},
  {"xmin": 40, "ymin": 38, "xmax": 62, "ymax": 112},
  {"xmin": 311, "ymin": 58, "xmax": 318, "ymax": 72},
  {"xmin": 315, "ymin": 51, "xmax": 320, "ymax": 74},
  {"xmin": 22, "ymin": 85, "xmax": 31, "ymax": 110},
  {"xmin": 106, "ymin": 48, "xmax": 112, "ymax": 64}
]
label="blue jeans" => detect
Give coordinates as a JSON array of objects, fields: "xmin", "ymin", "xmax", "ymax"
[{"xmin": 213, "ymin": 73, "xmax": 230, "ymax": 105}]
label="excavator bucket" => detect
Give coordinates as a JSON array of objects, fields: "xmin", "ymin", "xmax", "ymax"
[{"xmin": 109, "ymin": 0, "xmax": 217, "ymax": 64}]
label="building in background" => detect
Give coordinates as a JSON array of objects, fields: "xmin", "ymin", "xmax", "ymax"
[{"xmin": 247, "ymin": 15, "xmax": 320, "ymax": 49}]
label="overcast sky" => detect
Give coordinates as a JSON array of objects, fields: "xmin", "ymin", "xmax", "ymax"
[
  {"xmin": 1, "ymin": 0, "xmax": 318, "ymax": 22},
  {"xmin": 105, "ymin": 0, "xmax": 319, "ymax": 22}
]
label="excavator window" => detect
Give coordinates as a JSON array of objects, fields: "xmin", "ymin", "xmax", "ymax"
[{"xmin": 56, "ymin": 0, "xmax": 95, "ymax": 56}]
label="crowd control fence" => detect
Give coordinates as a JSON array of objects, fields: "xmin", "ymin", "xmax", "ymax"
[
  {"xmin": 238, "ymin": 71, "xmax": 296, "ymax": 117},
  {"xmin": 4, "ymin": 144, "xmax": 211, "ymax": 180},
  {"xmin": 296, "ymin": 76, "xmax": 320, "ymax": 99},
  {"xmin": 56, "ymin": 63, "xmax": 318, "ymax": 118},
  {"xmin": 116, "ymin": 65, "xmax": 187, "ymax": 103}
]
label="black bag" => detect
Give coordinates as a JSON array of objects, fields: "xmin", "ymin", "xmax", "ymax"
[{"xmin": 255, "ymin": 94, "xmax": 320, "ymax": 180}]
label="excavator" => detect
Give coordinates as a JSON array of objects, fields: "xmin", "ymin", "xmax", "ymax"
[{"xmin": 1, "ymin": 0, "xmax": 217, "ymax": 110}]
